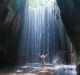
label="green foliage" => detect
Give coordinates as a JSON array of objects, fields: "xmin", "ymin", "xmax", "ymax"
[{"xmin": 29, "ymin": 0, "xmax": 46, "ymax": 8}]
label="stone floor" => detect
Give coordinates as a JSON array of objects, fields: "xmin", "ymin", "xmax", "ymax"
[{"xmin": 0, "ymin": 63, "xmax": 77, "ymax": 75}]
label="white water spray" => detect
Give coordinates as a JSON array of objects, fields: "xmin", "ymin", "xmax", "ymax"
[{"xmin": 18, "ymin": 0, "xmax": 65, "ymax": 64}]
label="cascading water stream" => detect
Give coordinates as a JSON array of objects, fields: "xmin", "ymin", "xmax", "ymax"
[{"xmin": 18, "ymin": 0, "xmax": 66, "ymax": 64}]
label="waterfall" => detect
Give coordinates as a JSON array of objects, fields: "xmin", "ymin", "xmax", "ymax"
[{"xmin": 18, "ymin": 0, "xmax": 65, "ymax": 64}]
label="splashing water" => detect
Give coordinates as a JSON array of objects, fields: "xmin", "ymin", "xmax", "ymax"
[
  {"xmin": 52, "ymin": 57, "xmax": 59, "ymax": 65},
  {"xmin": 18, "ymin": 0, "xmax": 65, "ymax": 64}
]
